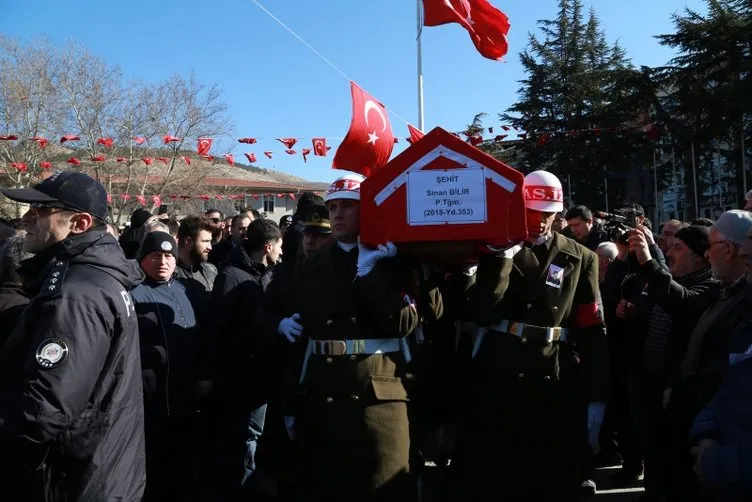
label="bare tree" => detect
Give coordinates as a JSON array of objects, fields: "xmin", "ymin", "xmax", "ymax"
[
  {"xmin": 0, "ymin": 36, "xmax": 66, "ymax": 200},
  {"xmin": 0, "ymin": 36, "xmax": 235, "ymax": 223}
]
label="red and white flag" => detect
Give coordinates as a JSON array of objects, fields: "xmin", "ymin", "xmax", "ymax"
[
  {"xmin": 312, "ymin": 138, "xmax": 328, "ymax": 156},
  {"xmin": 407, "ymin": 124, "xmax": 425, "ymax": 144},
  {"xmin": 332, "ymin": 82, "xmax": 394, "ymax": 177},
  {"xmin": 422, "ymin": 0, "xmax": 510, "ymax": 61},
  {"xmin": 224, "ymin": 154, "xmax": 234, "ymax": 166},
  {"xmin": 277, "ymin": 138, "xmax": 297, "ymax": 149},
  {"xmin": 197, "ymin": 138, "xmax": 213, "ymax": 156},
  {"xmin": 244, "ymin": 152, "xmax": 257, "ymax": 163}
]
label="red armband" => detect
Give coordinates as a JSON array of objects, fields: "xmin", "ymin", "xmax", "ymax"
[{"xmin": 572, "ymin": 301, "xmax": 603, "ymax": 328}]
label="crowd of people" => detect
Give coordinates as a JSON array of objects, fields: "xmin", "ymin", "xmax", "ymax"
[{"xmin": 0, "ymin": 168, "xmax": 751, "ymax": 502}]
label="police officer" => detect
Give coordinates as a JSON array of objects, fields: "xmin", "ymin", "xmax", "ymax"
[
  {"xmin": 0, "ymin": 171, "xmax": 146, "ymax": 501},
  {"xmin": 288, "ymin": 173, "xmax": 426, "ymax": 501},
  {"xmin": 453, "ymin": 170, "xmax": 608, "ymax": 501}
]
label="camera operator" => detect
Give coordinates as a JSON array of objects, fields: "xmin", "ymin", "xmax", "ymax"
[{"xmin": 565, "ymin": 205, "xmax": 609, "ymax": 251}]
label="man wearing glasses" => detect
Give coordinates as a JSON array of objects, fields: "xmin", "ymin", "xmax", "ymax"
[
  {"xmin": 205, "ymin": 208, "xmax": 225, "ymax": 245},
  {"xmin": 628, "ymin": 209, "xmax": 752, "ymax": 499},
  {"xmin": 0, "ymin": 171, "xmax": 146, "ymax": 501}
]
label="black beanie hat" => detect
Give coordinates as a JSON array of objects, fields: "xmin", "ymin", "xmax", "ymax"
[
  {"xmin": 675, "ymin": 225, "xmax": 710, "ymax": 258},
  {"xmin": 137, "ymin": 231, "xmax": 178, "ymax": 261},
  {"xmin": 131, "ymin": 208, "xmax": 153, "ymax": 229}
]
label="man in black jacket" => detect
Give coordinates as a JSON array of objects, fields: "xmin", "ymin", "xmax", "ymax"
[
  {"xmin": 0, "ymin": 171, "xmax": 146, "ymax": 501},
  {"xmin": 213, "ymin": 218, "xmax": 282, "ymax": 501}
]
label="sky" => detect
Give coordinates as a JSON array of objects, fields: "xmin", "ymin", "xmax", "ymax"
[{"xmin": 1, "ymin": 0, "xmax": 707, "ymax": 184}]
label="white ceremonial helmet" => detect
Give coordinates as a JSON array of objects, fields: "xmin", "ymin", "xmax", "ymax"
[
  {"xmin": 523, "ymin": 170, "xmax": 564, "ymax": 213},
  {"xmin": 324, "ymin": 173, "xmax": 365, "ymax": 202}
]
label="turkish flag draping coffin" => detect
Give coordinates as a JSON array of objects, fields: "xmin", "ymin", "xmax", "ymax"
[{"xmin": 360, "ymin": 127, "xmax": 527, "ymax": 252}]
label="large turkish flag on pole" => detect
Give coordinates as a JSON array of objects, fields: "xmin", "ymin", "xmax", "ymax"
[
  {"xmin": 332, "ymin": 82, "xmax": 395, "ymax": 177},
  {"xmin": 422, "ymin": 0, "xmax": 510, "ymax": 61}
]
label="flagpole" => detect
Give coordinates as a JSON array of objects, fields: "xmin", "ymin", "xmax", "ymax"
[{"xmin": 417, "ymin": 0, "xmax": 425, "ymax": 131}]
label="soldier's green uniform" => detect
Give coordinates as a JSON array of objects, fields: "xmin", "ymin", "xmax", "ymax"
[
  {"xmin": 292, "ymin": 244, "xmax": 424, "ymax": 501},
  {"xmin": 453, "ymin": 231, "xmax": 608, "ymax": 501}
]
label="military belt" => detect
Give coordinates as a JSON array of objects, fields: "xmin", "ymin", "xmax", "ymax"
[
  {"xmin": 299, "ymin": 337, "xmax": 411, "ymax": 384},
  {"xmin": 487, "ymin": 319, "xmax": 568, "ymax": 344},
  {"xmin": 311, "ymin": 338, "xmax": 402, "ymax": 356},
  {"xmin": 460, "ymin": 320, "xmax": 568, "ymax": 359}
]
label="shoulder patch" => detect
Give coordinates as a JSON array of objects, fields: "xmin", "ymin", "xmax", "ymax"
[
  {"xmin": 36, "ymin": 338, "xmax": 69, "ymax": 369},
  {"xmin": 39, "ymin": 260, "xmax": 69, "ymax": 296}
]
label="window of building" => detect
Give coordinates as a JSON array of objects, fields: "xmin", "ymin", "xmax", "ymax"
[{"xmin": 263, "ymin": 196, "xmax": 275, "ymax": 213}]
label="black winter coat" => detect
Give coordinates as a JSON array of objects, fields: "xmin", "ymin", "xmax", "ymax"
[
  {"xmin": 0, "ymin": 231, "xmax": 146, "ymax": 502},
  {"xmin": 212, "ymin": 245, "xmax": 274, "ymax": 410}
]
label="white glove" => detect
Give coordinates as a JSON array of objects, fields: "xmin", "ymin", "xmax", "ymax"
[
  {"xmin": 278, "ymin": 314, "xmax": 303, "ymax": 342},
  {"xmin": 284, "ymin": 416, "xmax": 296, "ymax": 441},
  {"xmin": 486, "ymin": 242, "xmax": 523, "ymax": 259},
  {"xmin": 357, "ymin": 241, "xmax": 397, "ymax": 277},
  {"xmin": 587, "ymin": 402, "xmax": 606, "ymax": 451}
]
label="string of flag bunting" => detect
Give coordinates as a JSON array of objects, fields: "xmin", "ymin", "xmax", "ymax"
[{"xmin": 0, "ymin": 122, "xmax": 662, "ymax": 174}]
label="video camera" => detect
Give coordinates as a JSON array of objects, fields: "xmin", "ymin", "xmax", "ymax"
[{"xmin": 595, "ymin": 207, "xmax": 641, "ymax": 245}]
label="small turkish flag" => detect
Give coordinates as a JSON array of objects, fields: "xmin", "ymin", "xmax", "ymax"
[
  {"xmin": 96, "ymin": 137, "xmax": 114, "ymax": 148},
  {"xmin": 10, "ymin": 162, "xmax": 27, "ymax": 172},
  {"xmin": 301, "ymin": 148, "xmax": 311, "ymax": 163},
  {"xmin": 136, "ymin": 195, "xmax": 147, "ymax": 206},
  {"xmin": 152, "ymin": 195, "xmax": 162, "ymax": 207},
  {"xmin": 244, "ymin": 152, "xmax": 257, "ymax": 163},
  {"xmin": 133, "ymin": 137, "xmax": 146, "ymax": 145},
  {"xmin": 181, "ymin": 156, "xmax": 191, "ymax": 165},
  {"xmin": 407, "ymin": 124, "xmax": 425, "ymax": 144},
  {"xmin": 224, "ymin": 154, "xmax": 234, "ymax": 166},
  {"xmin": 422, "ymin": 0, "xmax": 510, "ymax": 61},
  {"xmin": 107, "ymin": 193, "xmax": 112, "ymax": 205},
  {"xmin": 197, "ymin": 138, "xmax": 213, "ymax": 156},
  {"xmin": 60, "ymin": 134, "xmax": 80, "ymax": 143},
  {"xmin": 163, "ymin": 135, "xmax": 181, "ymax": 144},
  {"xmin": 66, "ymin": 157, "xmax": 81, "ymax": 165},
  {"xmin": 312, "ymin": 138, "xmax": 327, "ymax": 156},
  {"xmin": 91, "ymin": 155, "xmax": 106, "ymax": 162},
  {"xmin": 238, "ymin": 138, "xmax": 257, "ymax": 144},
  {"xmin": 29, "ymin": 137, "xmax": 49, "ymax": 148},
  {"xmin": 277, "ymin": 138, "xmax": 297, "ymax": 149},
  {"xmin": 332, "ymin": 82, "xmax": 394, "ymax": 177},
  {"xmin": 0, "ymin": 135, "xmax": 18, "ymax": 141},
  {"xmin": 264, "ymin": 151, "xmax": 273, "ymax": 159},
  {"xmin": 201, "ymin": 154, "xmax": 214, "ymax": 162},
  {"xmin": 40, "ymin": 161, "xmax": 52, "ymax": 169},
  {"xmin": 494, "ymin": 134, "xmax": 507, "ymax": 142},
  {"xmin": 156, "ymin": 157, "xmax": 169, "ymax": 164},
  {"xmin": 121, "ymin": 194, "xmax": 131, "ymax": 201},
  {"xmin": 501, "ymin": 125, "xmax": 511, "ymax": 131},
  {"xmin": 116, "ymin": 156, "xmax": 127, "ymax": 162},
  {"xmin": 284, "ymin": 149, "xmax": 296, "ymax": 155},
  {"xmin": 142, "ymin": 157, "xmax": 154, "ymax": 166}
]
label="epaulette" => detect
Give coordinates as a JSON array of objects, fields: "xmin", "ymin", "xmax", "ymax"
[{"xmin": 39, "ymin": 260, "xmax": 69, "ymax": 296}]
